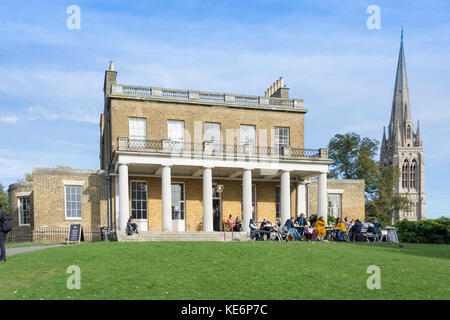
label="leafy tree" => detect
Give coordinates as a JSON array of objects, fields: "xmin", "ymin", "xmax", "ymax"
[
  {"xmin": 366, "ymin": 165, "xmax": 410, "ymax": 225},
  {"xmin": 328, "ymin": 132, "xmax": 410, "ymax": 224},
  {"xmin": 0, "ymin": 183, "xmax": 9, "ymax": 215},
  {"xmin": 328, "ymin": 132, "xmax": 379, "ymax": 197},
  {"xmin": 17, "ymin": 173, "xmax": 32, "ymax": 182}
]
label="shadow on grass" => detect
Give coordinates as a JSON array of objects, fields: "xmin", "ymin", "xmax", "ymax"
[{"xmin": 348, "ymin": 241, "xmax": 450, "ymax": 260}]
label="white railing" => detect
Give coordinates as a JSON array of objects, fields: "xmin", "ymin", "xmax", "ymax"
[{"xmin": 112, "ymin": 84, "xmax": 303, "ymax": 109}]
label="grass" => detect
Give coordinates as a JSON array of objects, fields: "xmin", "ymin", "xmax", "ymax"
[{"xmin": 0, "ymin": 241, "xmax": 449, "ymax": 300}]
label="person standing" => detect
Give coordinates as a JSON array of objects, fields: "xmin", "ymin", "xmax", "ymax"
[
  {"xmin": 0, "ymin": 209, "xmax": 12, "ymax": 262},
  {"xmin": 213, "ymin": 205, "xmax": 221, "ymax": 231}
]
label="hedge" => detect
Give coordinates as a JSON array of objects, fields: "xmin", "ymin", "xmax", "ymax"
[{"xmin": 395, "ymin": 217, "xmax": 450, "ymax": 244}]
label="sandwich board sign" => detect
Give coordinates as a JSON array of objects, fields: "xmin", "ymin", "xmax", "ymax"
[{"xmin": 67, "ymin": 224, "xmax": 83, "ymax": 245}]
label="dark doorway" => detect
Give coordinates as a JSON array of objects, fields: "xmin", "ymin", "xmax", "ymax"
[{"xmin": 213, "ymin": 199, "xmax": 221, "ymax": 231}]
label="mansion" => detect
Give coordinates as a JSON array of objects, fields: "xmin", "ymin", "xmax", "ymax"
[{"xmin": 9, "ymin": 63, "xmax": 366, "ymax": 238}]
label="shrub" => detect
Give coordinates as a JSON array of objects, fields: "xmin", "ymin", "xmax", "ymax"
[{"xmin": 395, "ymin": 217, "xmax": 450, "ymax": 244}]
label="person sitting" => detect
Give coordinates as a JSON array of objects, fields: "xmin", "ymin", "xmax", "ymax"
[
  {"xmin": 126, "ymin": 217, "xmax": 139, "ymax": 235},
  {"xmin": 309, "ymin": 214, "xmax": 317, "ymax": 229},
  {"xmin": 304, "ymin": 221, "xmax": 314, "ymax": 241},
  {"xmin": 350, "ymin": 219, "xmax": 365, "ymax": 241},
  {"xmin": 227, "ymin": 215, "xmax": 236, "ymax": 230},
  {"xmin": 332, "ymin": 217, "xmax": 346, "ymax": 241},
  {"xmin": 296, "ymin": 213, "xmax": 307, "ymax": 238},
  {"xmin": 259, "ymin": 217, "xmax": 272, "ymax": 240},
  {"xmin": 249, "ymin": 219, "xmax": 262, "ymax": 240},
  {"xmin": 233, "ymin": 216, "xmax": 242, "ymax": 231},
  {"xmin": 284, "ymin": 217, "xmax": 300, "ymax": 241},
  {"xmin": 312, "ymin": 216, "xmax": 326, "ymax": 241},
  {"xmin": 344, "ymin": 216, "xmax": 351, "ymax": 231},
  {"xmin": 372, "ymin": 218, "xmax": 381, "ymax": 229}
]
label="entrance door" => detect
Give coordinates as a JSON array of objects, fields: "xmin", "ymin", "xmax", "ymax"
[
  {"xmin": 131, "ymin": 181, "xmax": 148, "ymax": 231},
  {"xmin": 212, "ymin": 186, "xmax": 222, "ymax": 231},
  {"xmin": 171, "ymin": 183, "xmax": 186, "ymax": 232}
]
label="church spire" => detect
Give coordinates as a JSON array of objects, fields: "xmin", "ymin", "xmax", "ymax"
[
  {"xmin": 381, "ymin": 126, "xmax": 387, "ymax": 152},
  {"xmin": 415, "ymin": 120, "xmax": 422, "ymax": 146},
  {"xmin": 389, "ymin": 30, "xmax": 412, "ymax": 141}
]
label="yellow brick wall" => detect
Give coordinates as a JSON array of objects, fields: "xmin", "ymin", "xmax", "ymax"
[
  {"xmin": 108, "ymin": 99, "xmax": 304, "ymax": 154},
  {"xmin": 32, "ymin": 169, "xmax": 108, "ymax": 230},
  {"xmin": 308, "ymin": 179, "xmax": 365, "ymax": 221},
  {"xmin": 8, "ymin": 182, "xmax": 33, "ymax": 228}
]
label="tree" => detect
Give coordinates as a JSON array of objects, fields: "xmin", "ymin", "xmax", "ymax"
[
  {"xmin": 328, "ymin": 132, "xmax": 410, "ymax": 224},
  {"xmin": 328, "ymin": 132, "xmax": 379, "ymax": 197},
  {"xmin": 0, "ymin": 183, "xmax": 9, "ymax": 215},
  {"xmin": 17, "ymin": 173, "xmax": 32, "ymax": 183},
  {"xmin": 366, "ymin": 165, "xmax": 410, "ymax": 225}
]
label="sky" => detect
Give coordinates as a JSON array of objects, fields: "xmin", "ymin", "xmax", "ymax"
[{"xmin": 0, "ymin": 0, "xmax": 449, "ymax": 218}]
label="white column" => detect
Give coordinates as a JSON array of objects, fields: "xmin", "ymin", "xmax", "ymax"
[
  {"xmin": 203, "ymin": 167, "xmax": 213, "ymax": 232},
  {"xmin": 318, "ymin": 172, "xmax": 328, "ymax": 225},
  {"xmin": 297, "ymin": 182, "xmax": 306, "ymax": 217},
  {"xmin": 118, "ymin": 163, "xmax": 129, "ymax": 231},
  {"xmin": 161, "ymin": 165, "xmax": 172, "ymax": 232},
  {"xmin": 114, "ymin": 176, "xmax": 120, "ymax": 230},
  {"xmin": 280, "ymin": 170, "xmax": 291, "ymax": 224},
  {"xmin": 242, "ymin": 169, "xmax": 252, "ymax": 233}
]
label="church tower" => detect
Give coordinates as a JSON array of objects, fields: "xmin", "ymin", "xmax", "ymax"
[{"xmin": 380, "ymin": 31, "xmax": 425, "ymax": 222}]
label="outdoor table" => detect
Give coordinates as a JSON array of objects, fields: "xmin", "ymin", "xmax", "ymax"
[{"xmin": 381, "ymin": 227, "xmax": 399, "ymax": 243}]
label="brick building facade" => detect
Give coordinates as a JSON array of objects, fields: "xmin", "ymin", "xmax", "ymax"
[{"xmin": 8, "ymin": 62, "xmax": 365, "ymax": 238}]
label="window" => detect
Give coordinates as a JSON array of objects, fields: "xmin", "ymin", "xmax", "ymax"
[
  {"xmin": 204, "ymin": 122, "xmax": 221, "ymax": 151},
  {"xmin": 239, "ymin": 125, "xmax": 256, "ymax": 147},
  {"xmin": 274, "ymin": 127, "xmax": 290, "ymax": 153},
  {"xmin": 275, "ymin": 186, "xmax": 280, "ymax": 219},
  {"xmin": 129, "ymin": 118, "xmax": 146, "ymax": 147},
  {"xmin": 407, "ymin": 125, "xmax": 411, "ymax": 139},
  {"xmin": 402, "ymin": 160, "xmax": 409, "ymax": 189},
  {"xmin": 168, "ymin": 120, "xmax": 185, "ymax": 150},
  {"xmin": 18, "ymin": 196, "xmax": 31, "ymax": 225},
  {"xmin": 171, "ymin": 183, "xmax": 185, "ymax": 220},
  {"xmin": 241, "ymin": 184, "xmax": 257, "ymax": 221},
  {"xmin": 328, "ymin": 194, "xmax": 342, "ymax": 219},
  {"xmin": 131, "ymin": 181, "xmax": 147, "ymax": 220},
  {"xmin": 410, "ymin": 160, "xmax": 417, "ymax": 189},
  {"xmin": 65, "ymin": 186, "xmax": 82, "ymax": 219}
]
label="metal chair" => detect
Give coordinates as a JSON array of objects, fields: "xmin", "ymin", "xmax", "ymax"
[{"xmin": 380, "ymin": 229, "xmax": 389, "ymax": 242}]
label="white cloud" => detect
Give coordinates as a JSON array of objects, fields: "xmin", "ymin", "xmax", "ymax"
[{"xmin": 0, "ymin": 115, "xmax": 18, "ymax": 124}]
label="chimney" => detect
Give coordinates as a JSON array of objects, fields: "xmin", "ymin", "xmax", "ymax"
[
  {"xmin": 265, "ymin": 77, "xmax": 289, "ymax": 99},
  {"xmin": 103, "ymin": 60, "xmax": 117, "ymax": 96}
]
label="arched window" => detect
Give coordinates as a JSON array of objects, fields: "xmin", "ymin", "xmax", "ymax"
[
  {"xmin": 410, "ymin": 160, "xmax": 417, "ymax": 189},
  {"xmin": 402, "ymin": 160, "xmax": 409, "ymax": 189},
  {"xmin": 407, "ymin": 125, "xmax": 411, "ymax": 139}
]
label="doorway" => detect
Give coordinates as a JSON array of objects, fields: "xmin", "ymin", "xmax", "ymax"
[{"xmin": 212, "ymin": 186, "xmax": 222, "ymax": 231}]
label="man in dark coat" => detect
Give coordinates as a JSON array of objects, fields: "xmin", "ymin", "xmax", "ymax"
[{"xmin": 0, "ymin": 209, "xmax": 10, "ymax": 262}]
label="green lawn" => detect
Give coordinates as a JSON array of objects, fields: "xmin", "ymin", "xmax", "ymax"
[{"xmin": 0, "ymin": 241, "xmax": 449, "ymax": 300}]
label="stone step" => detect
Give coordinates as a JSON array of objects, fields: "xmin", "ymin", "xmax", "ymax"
[{"xmin": 116, "ymin": 231, "xmax": 247, "ymax": 242}]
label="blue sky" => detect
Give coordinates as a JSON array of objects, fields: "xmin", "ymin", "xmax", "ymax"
[{"xmin": 0, "ymin": 0, "xmax": 449, "ymax": 218}]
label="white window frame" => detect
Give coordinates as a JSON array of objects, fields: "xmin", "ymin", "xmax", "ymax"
[
  {"xmin": 18, "ymin": 196, "xmax": 31, "ymax": 226},
  {"xmin": 274, "ymin": 127, "xmax": 290, "ymax": 153},
  {"xmin": 64, "ymin": 185, "xmax": 83, "ymax": 220},
  {"xmin": 130, "ymin": 180, "xmax": 148, "ymax": 220},
  {"xmin": 167, "ymin": 120, "xmax": 185, "ymax": 142},
  {"xmin": 328, "ymin": 193, "xmax": 342, "ymax": 219},
  {"xmin": 129, "ymin": 117, "xmax": 147, "ymax": 147},
  {"xmin": 239, "ymin": 125, "xmax": 256, "ymax": 147},
  {"xmin": 168, "ymin": 120, "xmax": 185, "ymax": 150},
  {"xmin": 204, "ymin": 122, "xmax": 221, "ymax": 151},
  {"xmin": 171, "ymin": 182, "xmax": 185, "ymax": 220}
]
